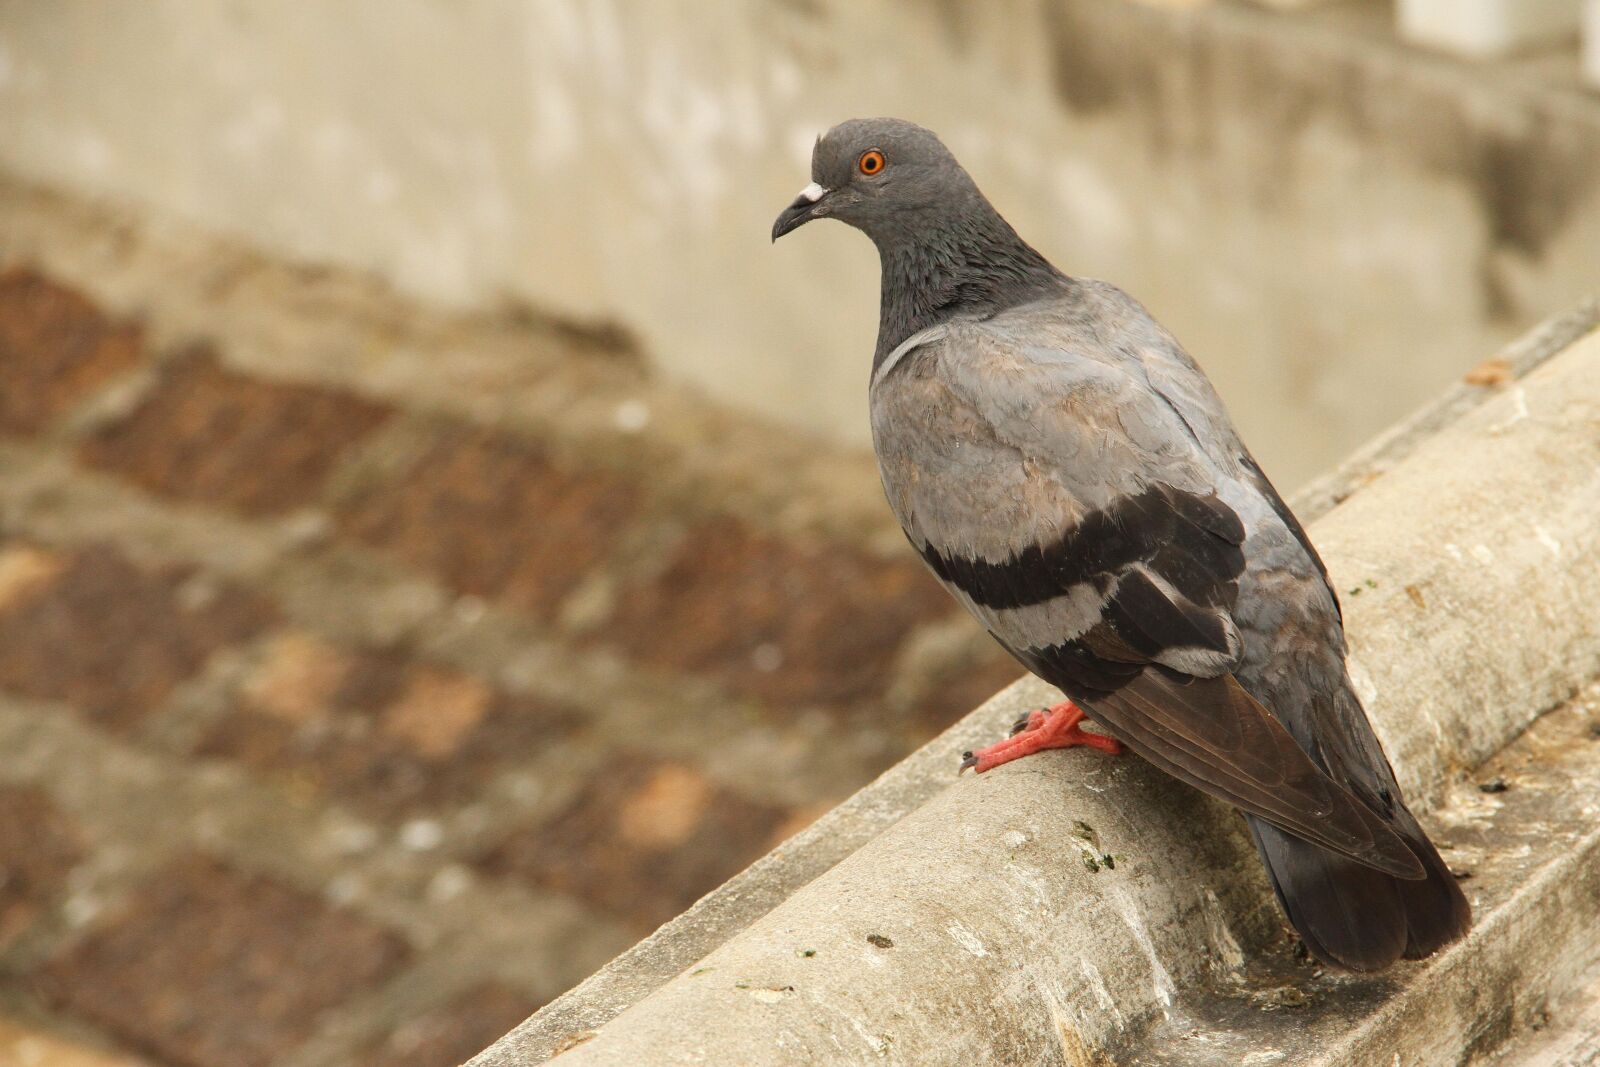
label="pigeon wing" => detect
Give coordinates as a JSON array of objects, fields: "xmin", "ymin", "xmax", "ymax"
[{"xmin": 872, "ymin": 313, "xmax": 1423, "ymax": 879}]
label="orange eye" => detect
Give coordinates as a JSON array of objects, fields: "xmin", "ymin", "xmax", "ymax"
[{"xmin": 858, "ymin": 149, "xmax": 885, "ymax": 176}]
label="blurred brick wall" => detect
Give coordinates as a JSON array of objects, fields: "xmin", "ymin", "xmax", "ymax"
[{"xmin": 0, "ymin": 185, "xmax": 1017, "ymax": 1066}]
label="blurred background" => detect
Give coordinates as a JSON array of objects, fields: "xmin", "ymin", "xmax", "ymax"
[{"xmin": 0, "ymin": 1, "xmax": 1596, "ymax": 1065}]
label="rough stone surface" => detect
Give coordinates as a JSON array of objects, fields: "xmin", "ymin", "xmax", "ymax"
[
  {"xmin": 0, "ymin": 786, "xmax": 83, "ymax": 952},
  {"xmin": 38, "ymin": 855, "xmax": 412, "ymax": 1067},
  {"xmin": 195, "ymin": 633, "xmax": 583, "ymax": 817},
  {"xmin": 0, "ymin": 544, "xmax": 276, "ymax": 730},
  {"xmin": 336, "ymin": 428, "xmax": 640, "ymax": 620},
  {"xmin": 603, "ymin": 517, "xmax": 951, "ymax": 710},
  {"xmin": 0, "ymin": 269, "xmax": 142, "ymax": 437},
  {"xmin": 82, "ymin": 350, "xmax": 392, "ymax": 517},
  {"xmin": 1495, "ymin": 948, "xmax": 1600, "ymax": 1066},
  {"xmin": 482, "ymin": 756, "xmax": 791, "ymax": 933}
]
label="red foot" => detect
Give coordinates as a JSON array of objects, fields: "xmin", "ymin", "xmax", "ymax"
[{"xmin": 959, "ymin": 699, "xmax": 1123, "ymax": 774}]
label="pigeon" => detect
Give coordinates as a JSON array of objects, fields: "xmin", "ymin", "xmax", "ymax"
[{"xmin": 772, "ymin": 117, "xmax": 1470, "ymax": 972}]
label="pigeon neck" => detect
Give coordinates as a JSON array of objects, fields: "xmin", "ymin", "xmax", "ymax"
[{"xmin": 872, "ymin": 204, "xmax": 1065, "ymax": 371}]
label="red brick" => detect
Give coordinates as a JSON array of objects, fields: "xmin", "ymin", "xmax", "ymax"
[
  {"xmin": 81, "ymin": 351, "xmax": 391, "ymax": 516},
  {"xmin": 359, "ymin": 983, "xmax": 541, "ymax": 1067},
  {"xmin": 0, "ymin": 269, "xmax": 142, "ymax": 435},
  {"xmin": 238, "ymin": 631, "xmax": 354, "ymax": 724},
  {"xmin": 0, "ymin": 545, "xmax": 276, "ymax": 730},
  {"xmin": 336, "ymin": 429, "xmax": 637, "ymax": 618},
  {"xmin": 481, "ymin": 755, "xmax": 789, "ymax": 931},
  {"xmin": 0, "ymin": 785, "xmax": 84, "ymax": 950},
  {"xmin": 197, "ymin": 641, "xmax": 580, "ymax": 816},
  {"xmin": 37, "ymin": 855, "xmax": 410, "ymax": 1067},
  {"xmin": 327, "ymin": 642, "xmax": 413, "ymax": 712},
  {"xmin": 604, "ymin": 518, "xmax": 952, "ymax": 709},
  {"xmin": 380, "ymin": 667, "xmax": 492, "ymax": 759}
]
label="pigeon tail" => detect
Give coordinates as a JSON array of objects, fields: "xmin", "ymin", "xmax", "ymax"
[
  {"xmin": 1241, "ymin": 674, "xmax": 1472, "ymax": 970},
  {"xmin": 1246, "ymin": 800, "xmax": 1470, "ymax": 970}
]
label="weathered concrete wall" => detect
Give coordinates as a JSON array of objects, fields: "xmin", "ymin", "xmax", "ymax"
[
  {"xmin": 471, "ymin": 308, "xmax": 1600, "ymax": 1064},
  {"xmin": 1, "ymin": 1, "xmax": 1597, "ymax": 488}
]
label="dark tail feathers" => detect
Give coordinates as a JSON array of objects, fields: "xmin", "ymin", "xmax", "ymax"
[{"xmin": 1247, "ymin": 803, "xmax": 1471, "ymax": 971}]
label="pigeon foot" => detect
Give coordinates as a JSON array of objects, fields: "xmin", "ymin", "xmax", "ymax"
[{"xmin": 959, "ymin": 700, "xmax": 1122, "ymax": 774}]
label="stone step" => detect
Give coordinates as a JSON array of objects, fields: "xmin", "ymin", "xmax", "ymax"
[{"xmin": 1493, "ymin": 955, "xmax": 1600, "ymax": 1066}]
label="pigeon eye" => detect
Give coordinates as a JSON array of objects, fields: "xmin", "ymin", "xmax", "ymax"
[{"xmin": 858, "ymin": 149, "xmax": 885, "ymax": 176}]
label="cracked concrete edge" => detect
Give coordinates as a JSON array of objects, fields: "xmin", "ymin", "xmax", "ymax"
[{"xmin": 471, "ymin": 303, "xmax": 1600, "ymax": 1065}]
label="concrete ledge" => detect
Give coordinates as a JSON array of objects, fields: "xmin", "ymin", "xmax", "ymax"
[{"xmin": 472, "ymin": 304, "xmax": 1600, "ymax": 1065}]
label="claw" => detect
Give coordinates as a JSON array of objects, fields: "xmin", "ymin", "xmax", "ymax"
[
  {"xmin": 958, "ymin": 699, "xmax": 1123, "ymax": 775},
  {"xmin": 1009, "ymin": 708, "xmax": 1047, "ymax": 736}
]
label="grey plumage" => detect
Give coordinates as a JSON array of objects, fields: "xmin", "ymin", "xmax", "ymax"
[{"xmin": 774, "ymin": 117, "xmax": 1469, "ymax": 971}]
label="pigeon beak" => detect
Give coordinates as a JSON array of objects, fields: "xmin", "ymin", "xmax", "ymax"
[{"xmin": 771, "ymin": 183, "xmax": 830, "ymax": 242}]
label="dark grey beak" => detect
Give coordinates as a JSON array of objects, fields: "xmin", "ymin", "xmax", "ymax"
[{"xmin": 771, "ymin": 182, "xmax": 829, "ymax": 242}]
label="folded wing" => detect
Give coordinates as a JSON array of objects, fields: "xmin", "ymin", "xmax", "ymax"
[{"xmin": 875, "ymin": 314, "xmax": 1423, "ymax": 879}]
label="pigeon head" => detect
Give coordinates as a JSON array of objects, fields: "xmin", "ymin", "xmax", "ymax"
[
  {"xmin": 771, "ymin": 118, "xmax": 979, "ymax": 244},
  {"xmin": 772, "ymin": 117, "xmax": 1064, "ymax": 365}
]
